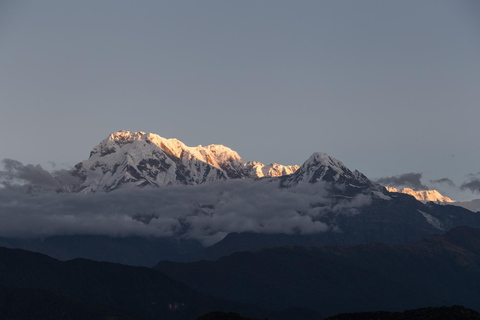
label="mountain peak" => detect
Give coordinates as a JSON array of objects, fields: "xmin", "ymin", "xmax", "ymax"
[
  {"xmin": 385, "ymin": 187, "xmax": 455, "ymax": 203},
  {"xmin": 280, "ymin": 152, "xmax": 379, "ymax": 195},
  {"xmin": 108, "ymin": 130, "xmax": 146, "ymax": 141},
  {"xmin": 73, "ymin": 130, "xmax": 300, "ymax": 192},
  {"xmin": 303, "ymin": 152, "xmax": 347, "ymax": 174}
]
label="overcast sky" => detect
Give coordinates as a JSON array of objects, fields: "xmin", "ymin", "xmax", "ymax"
[{"xmin": 1, "ymin": 1, "xmax": 479, "ymax": 200}]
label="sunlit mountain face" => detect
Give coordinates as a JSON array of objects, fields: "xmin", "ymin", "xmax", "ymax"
[
  {"xmin": 71, "ymin": 130, "xmax": 300, "ymax": 192},
  {"xmin": 385, "ymin": 186, "xmax": 455, "ymax": 203},
  {"xmin": 385, "ymin": 186, "xmax": 480, "ymax": 212}
]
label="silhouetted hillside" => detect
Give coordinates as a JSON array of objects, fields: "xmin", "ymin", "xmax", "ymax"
[
  {"xmin": 0, "ymin": 247, "xmax": 264, "ymax": 320},
  {"xmin": 156, "ymin": 226, "xmax": 480, "ymax": 317}
]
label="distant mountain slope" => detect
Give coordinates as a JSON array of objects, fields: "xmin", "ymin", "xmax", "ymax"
[
  {"xmin": 197, "ymin": 193, "xmax": 480, "ymax": 260},
  {"xmin": 155, "ymin": 226, "xmax": 480, "ymax": 317},
  {"xmin": 0, "ymin": 235, "xmax": 203, "ymax": 266},
  {"xmin": 453, "ymin": 199, "xmax": 480, "ymax": 213}
]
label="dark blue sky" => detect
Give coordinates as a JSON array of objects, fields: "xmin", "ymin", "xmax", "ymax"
[{"xmin": 1, "ymin": 1, "xmax": 479, "ymax": 200}]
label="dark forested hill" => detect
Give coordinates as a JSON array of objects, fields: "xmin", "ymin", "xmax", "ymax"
[
  {"xmin": 156, "ymin": 226, "xmax": 480, "ymax": 317},
  {"xmin": 0, "ymin": 247, "xmax": 265, "ymax": 320}
]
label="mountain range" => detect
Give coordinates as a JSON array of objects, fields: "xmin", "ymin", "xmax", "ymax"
[
  {"xmin": 2, "ymin": 130, "xmax": 480, "ymax": 318},
  {"xmin": 67, "ymin": 130, "xmax": 475, "ymax": 213},
  {"xmin": 1, "ymin": 130, "xmax": 480, "ymax": 266}
]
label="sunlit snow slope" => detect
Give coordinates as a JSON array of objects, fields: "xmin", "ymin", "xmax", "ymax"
[
  {"xmin": 385, "ymin": 187, "xmax": 454, "ymax": 203},
  {"xmin": 72, "ymin": 130, "xmax": 300, "ymax": 192}
]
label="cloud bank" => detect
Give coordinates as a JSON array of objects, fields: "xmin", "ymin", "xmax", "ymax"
[{"xmin": 0, "ymin": 160, "xmax": 372, "ymax": 246}]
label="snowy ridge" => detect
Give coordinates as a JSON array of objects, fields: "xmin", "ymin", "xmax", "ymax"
[
  {"xmin": 72, "ymin": 130, "xmax": 300, "ymax": 192},
  {"xmin": 71, "ymin": 131, "xmax": 382, "ymax": 194},
  {"xmin": 244, "ymin": 161, "xmax": 300, "ymax": 178},
  {"xmin": 386, "ymin": 187, "xmax": 454, "ymax": 203},
  {"xmin": 280, "ymin": 152, "xmax": 378, "ymax": 192},
  {"xmin": 73, "ymin": 131, "xmax": 219, "ymax": 192}
]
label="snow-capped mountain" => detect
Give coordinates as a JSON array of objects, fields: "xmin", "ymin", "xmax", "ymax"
[
  {"xmin": 72, "ymin": 130, "xmax": 302, "ymax": 192},
  {"xmin": 280, "ymin": 152, "xmax": 382, "ymax": 195},
  {"xmin": 384, "ymin": 186, "xmax": 480, "ymax": 212},
  {"xmin": 5, "ymin": 130, "xmax": 480, "ymax": 266},
  {"xmin": 385, "ymin": 187, "xmax": 454, "ymax": 203}
]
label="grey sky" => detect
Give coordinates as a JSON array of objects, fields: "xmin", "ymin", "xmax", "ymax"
[{"xmin": 1, "ymin": 1, "xmax": 479, "ymax": 200}]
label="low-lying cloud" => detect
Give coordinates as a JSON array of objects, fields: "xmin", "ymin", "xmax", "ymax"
[
  {"xmin": 0, "ymin": 174, "xmax": 372, "ymax": 246},
  {"xmin": 0, "ymin": 159, "xmax": 80, "ymax": 190},
  {"xmin": 0, "ymin": 159, "xmax": 60, "ymax": 187},
  {"xmin": 375, "ymin": 173, "xmax": 428, "ymax": 190}
]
